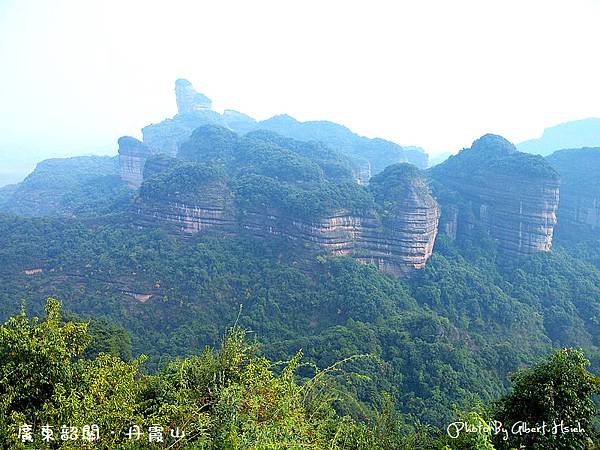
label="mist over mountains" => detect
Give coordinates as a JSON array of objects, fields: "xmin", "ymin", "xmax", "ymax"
[
  {"xmin": 517, "ymin": 117, "xmax": 600, "ymax": 155},
  {"xmin": 2, "ymin": 78, "xmax": 600, "ymax": 448},
  {"xmin": 3, "ymin": 78, "xmax": 598, "ymax": 188}
]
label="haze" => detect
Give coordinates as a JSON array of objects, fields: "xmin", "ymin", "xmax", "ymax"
[{"xmin": 1, "ymin": 0, "xmax": 600, "ymax": 185}]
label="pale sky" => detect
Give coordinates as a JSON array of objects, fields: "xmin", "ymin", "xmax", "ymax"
[{"xmin": 1, "ymin": 0, "xmax": 600, "ymax": 183}]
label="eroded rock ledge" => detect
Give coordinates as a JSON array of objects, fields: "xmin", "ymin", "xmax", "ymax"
[
  {"xmin": 547, "ymin": 147, "xmax": 600, "ymax": 231},
  {"xmin": 135, "ymin": 151, "xmax": 439, "ymax": 277},
  {"xmin": 429, "ymin": 134, "xmax": 560, "ymax": 257}
]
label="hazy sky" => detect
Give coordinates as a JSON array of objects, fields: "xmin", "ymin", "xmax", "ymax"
[{"xmin": 1, "ymin": 0, "xmax": 600, "ymax": 183}]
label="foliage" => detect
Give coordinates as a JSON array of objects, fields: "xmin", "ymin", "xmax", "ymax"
[
  {"xmin": 0, "ymin": 298, "xmax": 399, "ymax": 449},
  {"xmin": 493, "ymin": 349, "xmax": 600, "ymax": 450},
  {"xmin": 429, "ymin": 138, "xmax": 558, "ymax": 180},
  {"xmin": 139, "ymin": 161, "xmax": 227, "ymax": 204},
  {"xmin": 0, "ymin": 156, "xmax": 131, "ymax": 217}
]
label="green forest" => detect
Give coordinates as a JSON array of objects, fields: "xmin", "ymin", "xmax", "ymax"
[
  {"xmin": 1, "ymin": 124, "xmax": 600, "ymax": 449},
  {"xmin": 2, "ymin": 297, "xmax": 599, "ymax": 449},
  {"xmin": 2, "ymin": 211, "xmax": 600, "ymax": 448}
]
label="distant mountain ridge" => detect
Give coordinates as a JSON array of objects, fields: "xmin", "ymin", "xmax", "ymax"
[
  {"xmin": 517, "ymin": 118, "xmax": 600, "ymax": 155},
  {"xmin": 0, "ymin": 156, "xmax": 132, "ymax": 217},
  {"xmin": 429, "ymin": 134, "xmax": 560, "ymax": 257},
  {"xmin": 135, "ymin": 125, "xmax": 440, "ymax": 277},
  {"xmin": 547, "ymin": 147, "xmax": 600, "ymax": 232},
  {"xmin": 141, "ymin": 79, "xmax": 428, "ymax": 182}
]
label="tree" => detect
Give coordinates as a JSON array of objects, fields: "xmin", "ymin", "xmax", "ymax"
[{"xmin": 494, "ymin": 348, "xmax": 600, "ymax": 450}]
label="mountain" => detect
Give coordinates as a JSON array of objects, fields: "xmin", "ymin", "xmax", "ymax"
[
  {"xmin": 547, "ymin": 147, "xmax": 600, "ymax": 232},
  {"xmin": 5, "ymin": 87, "xmax": 600, "ymax": 446},
  {"xmin": 428, "ymin": 151, "xmax": 453, "ymax": 167},
  {"xmin": 517, "ymin": 118, "xmax": 600, "ymax": 155},
  {"xmin": 0, "ymin": 155, "xmax": 132, "ymax": 217},
  {"xmin": 141, "ymin": 79, "xmax": 428, "ymax": 182},
  {"xmin": 255, "ymin": 114, "xmax": 428, "ymax": 176},
  {"xmin": 136, "ymin": 125, "xmax": 439, "ymax": 277},
  {"xmin": 429, "ymin": 134, "xmax": 560, "ymax": 257},
  {"xmin": 117, "ymin": 136, "xmax": 153, "ymax": 188}
]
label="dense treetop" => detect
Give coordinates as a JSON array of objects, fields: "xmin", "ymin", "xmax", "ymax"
[{"xmin": 430, "ymin": 134, "xmax": 559, "ymax": 180}]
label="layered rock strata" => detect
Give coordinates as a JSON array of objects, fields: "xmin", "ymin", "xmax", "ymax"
[
  {"xmin": 241, "ymin": 201, "xmax": 439, "ymax": 276},
  {"xmin": 136, "ymin": 163, "xmax": 440, "ymax": 277},
  {"xmin": 547, "ymin": 147, "xmax": 600, "ymax": 230},
  {"xmin": 118, "ymin": 136, "xmax": 151, "ymax": 188},
  {"xmin": 138, "ymin": 200, "xmax": 438, "ymax": 276},
  {"xmin": 429, "ymin": 134, "xmax": 560, "ymax": 257},
  {"xmin": 175, "ymin": 78, "xmax": 212, "ymax": 113}
]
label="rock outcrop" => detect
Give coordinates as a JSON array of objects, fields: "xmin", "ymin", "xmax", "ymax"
[
  {"xmin": 134, "ymin": 128, "xmax": 439, "ymax": 277},
  {"xmin": 429, "ymin": 134, "xmax": 560, "ymax": 257},
  {"xmin": 137, "ymin": 182, "xmax": 237, "ymax": 234},
  {"xmin": 118, "ymin": 136, "xmax": 151, "ymax": 188},
  {"xmin": 137, "ymin": 79, "xmax": 427, "ymax": 178},
  {"xmin": 138, "ymin": 197, "xmax": 438, "ymax": 277},
  {"xmin": 547, "ymin": 147, "xmax": 600, "ymax": 230},
  {"xmin": 175, "ymin": 78, "xmax": 212, "ymax": 113}
]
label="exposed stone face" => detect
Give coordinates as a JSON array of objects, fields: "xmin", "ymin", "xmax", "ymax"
[
  {"xmin": 137, "ymin": 198, "xmax": 438, "ymax": 277},
  {"xmin": 354, "ymin": 160, "xmax": 372, "ymax": 185},
  {"xmin": 175, "ymin": 78, "xmax": 212, "ymax": 113},
  {"xmin": 429, "ymin": 134, "xmax": 560, "ymax": 257},
  {"xmin": 547, "ymin": 147, "xmax": 600, "ymax": 230},
  {"xmin": 136, "ymin": 164, "xmax": 440, "ymax": 277},
  {"xmin": 136, "ymin": 182, "xmax": 236, "ymax": 234},
  {"xmin": 118, "ymin": 136, "xmax": 151, "ymax": 188},
  {"xmin": 558, "ymin": 190, "xmax": 600, "ymax": 229}
]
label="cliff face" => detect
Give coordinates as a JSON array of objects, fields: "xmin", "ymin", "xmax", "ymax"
[
  {"xmin": 137, "ymin": 200, "xmax": 438, "ymax": 277},
  {"xmin": 136, "ymin": 143, "xmax": 439, "ymax": 277},
  {"xmin": 240, "ymin": 194, "xmax": 439, "ymax": 277},
  {"xmin": 137, "ymin": 180, "xmax": 236, "ymax": 233},
  {"xmin": 118, "ymin": 136, "xmax": 151, "ymax": 188},
  {"xmin": 175, "ymin": 78, "xmax": 212, "ymax": 113},
  {"xmin": 429, "ymin": 134, "xmax": 560, "ymax": 257},
  {"xmin": 547, "ymin": 147, "xmax": 600, "ymax": 230}
]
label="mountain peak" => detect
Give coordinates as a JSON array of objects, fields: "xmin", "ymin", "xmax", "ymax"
[
  {"xmin": 471, "ymin": 134, "xmax": 516, "ymax": 155},
  {"xmin": 175, "ymin": 78, "xmax": 212, "ymax": 114}
]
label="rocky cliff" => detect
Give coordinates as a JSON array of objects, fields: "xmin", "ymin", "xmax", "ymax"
[
  {"xmin": 135, "ymin": 127, "xmax": 439, "ymax": 277},
  {"xmin": 118, "ymin": 136, "xmax": 152, "ymax": 188},
  {"xmin": 175, "ymin": 78, "xmax": 212, "ymax": 113},
  {"xmin": 547, "ymin": 147, "xmax": 600, "ymax": 231},
  {"xmin": 429, "ymin": 134, "xmax": 560, "ymax": 257}
]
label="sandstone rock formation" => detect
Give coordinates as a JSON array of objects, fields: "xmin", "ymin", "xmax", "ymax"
[
  {"xmin": 134, "ymin": 127, "xmax": 439, "ymax": 277},
  {"xmin": 175, "ymin": 78, "xmax": 212, "ymax": 113},
  {"xmin": 138, "ymin": 80, "xmax": 427, "ymax": 177},
  {"xmin": 547, "ymin": 147, "xmax": 600, "ymax": 230},
  {"xmin": 138, "ymin": 195, "xmax": 438, "ymax": 277},
  {"xmin": 429, "ymin": 134, "xmax": 560, "ymax": 257},
  {"xmin": 118, "ymin": 136, "xmax": 151, "ymax": 188}
]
